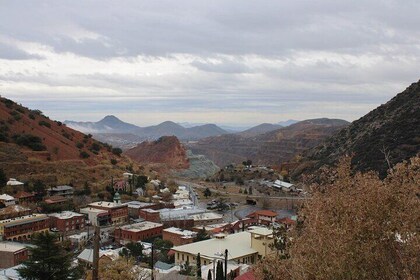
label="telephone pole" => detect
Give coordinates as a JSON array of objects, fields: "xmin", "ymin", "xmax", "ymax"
[{"xmin": 92, "ymin": 226, "xmax": 100, "ymax": 280}]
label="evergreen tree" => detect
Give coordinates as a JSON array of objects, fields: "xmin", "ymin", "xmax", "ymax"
[
  {"xmin": 0, "ymin": 168, "xmax": 7, "ymax": 187},
  {"xmin": 207, "ymin": 269, "xmax": 212, "ymax": 280},
  {"xmin": 196, "ymin": 253, "xmax": 202, "ymax": 278},
  {"xmin": 17, "ymin": 232, "xmax": 82, "ymax": 280},
  {"xmin": 216, "ymin": 261, "xmax": 224, "ymax": 280}
]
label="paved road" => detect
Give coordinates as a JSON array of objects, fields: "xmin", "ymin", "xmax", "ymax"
[{"xmin": 176, "ymin": 180, "xmax": 307, "ymax": 200}]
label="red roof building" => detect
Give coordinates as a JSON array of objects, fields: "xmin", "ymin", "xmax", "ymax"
[{"xmin": 246, "ymin": 210, "xmax": 277, "ymax": 225}]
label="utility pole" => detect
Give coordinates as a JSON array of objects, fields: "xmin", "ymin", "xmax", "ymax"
[
  {"xmin": 224, "ymin": 249, "xmax": 228, "ymax": 280},
  {"xmin": 150, "ymin": 243, "xmax": 154, "ymax": 280},
  {"xmin": 92, "ymin": 226, "xmax": 100, "ymax": 280}
]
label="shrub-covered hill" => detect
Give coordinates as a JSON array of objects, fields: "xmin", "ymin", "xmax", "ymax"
[
  {"xmin": 0, "ymin": 96, "xmax": 138, "ymax": 186},
  {"xmin": 291, "ymin": 80, "xmax": 420, "ymax": 179}
]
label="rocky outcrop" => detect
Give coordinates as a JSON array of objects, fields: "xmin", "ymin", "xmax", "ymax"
[{"xmin": 124, "ymin": 136, "xmax": 189, "ymax": 169}]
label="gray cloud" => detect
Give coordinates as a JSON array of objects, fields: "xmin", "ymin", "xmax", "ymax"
[{"xmin": 0, "ymin": 0, "xmax": 419, "ymax": 125}]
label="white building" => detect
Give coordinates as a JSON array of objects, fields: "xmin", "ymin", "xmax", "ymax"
[
  {"xmin": 6, "ymin": 179, "xmax": 24, "ymax": 187},
  {"xmin": 0, "ymin": 194, "xmax": 16, "ymax": 206},
  {"xmin": 273, "ymin": 180, "xmax": 295, "ymax": 192}
]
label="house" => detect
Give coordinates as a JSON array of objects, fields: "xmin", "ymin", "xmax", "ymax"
[
  {"xmin": 162, "ymin": 227, "xmax": 197, "ymax": 246},
  {"xmin": 0, "ymin": 205, "xmax": 32, "ymax": 220},
  {"xmin": 6, "ymin": 179, "xmax": 24, "ymax": 187},
  {"xmin": 172, "ymin": 227, "xmax": 274, "ymax": 267},
  {"xmin": 43, "ymin": 195, "xmax": 68, "ymax": 205},
  {"xmin": 0, "ymin": 214, "xmax": 49, "ymax": 241},
  {"xmin": 48, "ymin": 185, "xmax": 74, "ymax": 197},
  {"xmin": 115, "ymin": 221, "xmax": 163, "ymax": 244},
  {"xmin": 273, "ymin": 180, "xmax": 295, "ymax": 192},
  {"xmin": 247, "ymin": 210, "xmax": 277, "ymax": 226},
  {"xmin": 0, "ymin": 194, "xmax": 16, "ymax": 206},
  {"xmin": 48, "ymin": 211, "xmax": 85, "ymax": 233},
  {"xmin": 0, "ymin": 242, "xmax": 28, "ymax": 269},
  {"xmin": 14, "ymin": 191, "xmax": 35, "ymax": 204},
  {"xmin": 77, "ymin": 248, "xmax": 120, "ymax": 266}
]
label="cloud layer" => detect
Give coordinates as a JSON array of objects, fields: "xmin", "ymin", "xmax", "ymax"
[{"xmin": 0, "ymin": 0, "xmax": 419, "ymax": 125}]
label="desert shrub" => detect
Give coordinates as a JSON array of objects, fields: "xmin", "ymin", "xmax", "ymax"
[
  {"xmin": 16, "ymin": 107, "xmax": 25, "ymax": 114},
  {"xmin": 76, "ymin": 142, "xmax": 84, "ymax": 149},
  {"xmin": 111, "ymin": 158, "xmax": 118, "ymax": 165},
  {"xmin": 112, "ymin": 147, "xmax": 123, "ymax": 156},
  {"xmin": 90, "ymin": 142, "xmax": 101, "ymax": 152},
  {"xmin": 38, "ymin": 120, "xmax": 51, "ymax": 128},
  {"xmin": 2, "ymin": 99, "xmax": 14, "ymax": 109},
  {"xmin": 79, "ymin": 151, "xmax": 90, "ymax": 158},
  {"xmin": 12, "ymin": 134, "xmax": 46, "ymax": 151}
]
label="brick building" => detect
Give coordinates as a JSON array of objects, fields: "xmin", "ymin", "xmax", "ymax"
[
  {"xmin": 0, "ymin": 242, "xmax": 28, "ymax": 269},
  {"xmin": 115, "ymin": 221, "xmax": 163, "ymax": 244},
  {"xmin": 88, "ymin": 201, "xmax": 128, "ymax": 225},
  {"xmin": 0, "ymin": 214, "xmax": 49, "ymax": 241},
  {"xmin": 48, "ymin": 211, "xmax": 85, "ymax": 233},
  {"xmin": 162, "ymin": 227, "xmax": 197, "ymax": 246},
  {"xmin": 139, "ymin": 208, "xmax": 161, "ymax": 223},
  {"xmin": 125, "ymin": 201, "xmax": 160, "ymax": 219}
]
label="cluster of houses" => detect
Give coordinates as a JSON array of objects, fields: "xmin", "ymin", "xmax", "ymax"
[{"xmin": 0, "ymin": 175, "xmax": 297, "ymax": 279}]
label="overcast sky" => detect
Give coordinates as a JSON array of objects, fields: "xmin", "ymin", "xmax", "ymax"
[{"xmin": 0, "ymin": 1, "xmax": 419, "ymax": 126}]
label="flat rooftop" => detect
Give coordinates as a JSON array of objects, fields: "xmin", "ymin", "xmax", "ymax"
[
  {"xmin": 190, "ymin": 212, "xmax": 223, "ymax": 221},
  {"xmin": 248, "ymin": 226, "xmax": 274, "ymax": 237},
  {"xmin": 159, "ymin": 207, "xmax": 206, "ymax": 220},
  {"xmin": 124, "ymin": 201, "xmax": 156, "ymax": 209},
  {"xmin": 0, "ymin": 242, "xmax": 27, "ymax": 253},
  {"xmin": 172, "ymin": 231, "xmax": 257, "ymax": 260},
  {"xmin": 89, "ymin": 201, "xmax": 127, "ymax": 209},
  {"xmin": 48, "ymin": 211, "xmax": 84, "ymax": 219},
  {"xmin": 80, "ymin": 207, "xmax": 109, "ymax": 214},
  {"xmin": 163, "ymin": 227, "xmax": 196, "ymax": 238},
  {"xmin": 0, "ymin": 214, "xmax": 48, "ymax": 227},
  {"xmin": 119, "ymin": 221, "xmax": 163, "ymax": 232}
]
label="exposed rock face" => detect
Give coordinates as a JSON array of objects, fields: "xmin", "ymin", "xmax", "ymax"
[
  {"xmin": 124, "ymin": 136, "xmax": 189, "ymax": 169},
  {"xmin": 188, "ymin": 118, "xmax": 349, "ymax": 167},
  {"xmin": 291, "ymin": 80, "xmax": 420, "ymax": 179},
  {"xmin": 173, "ymin": 150, "xmax": 220, "ymax": 179}
]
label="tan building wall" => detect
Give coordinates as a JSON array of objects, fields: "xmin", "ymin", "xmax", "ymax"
[
  {"xmin": 250, "ymin": 233, "xmax": 275, "ymax": 257},
  {"xmin": 174, "ymin": 251, "xmax": 258, "ymax": 266}
]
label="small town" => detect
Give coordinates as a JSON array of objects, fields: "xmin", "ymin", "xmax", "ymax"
[
  {"xmin": 1, "ymin": 1, "xmax": 419, "ymax": 280},
  {"xmin": 0, "ymin": 171, "xmax": 298, "ymax": 280}
]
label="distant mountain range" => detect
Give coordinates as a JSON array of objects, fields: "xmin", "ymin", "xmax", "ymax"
[
  {"xmin": 64, "ymin": 116, "xmax": 230, "ymax": 145},
  {"xmin": 291, "ymin": 80, "xmax": 420, "ymax": 179},
  {"xmin": 187, "ymin": 118, "xmax": 349, "ymax": 167},
  {"xmin": 65, "ymin": 116, "xmax": 303, "ymax": 148}
]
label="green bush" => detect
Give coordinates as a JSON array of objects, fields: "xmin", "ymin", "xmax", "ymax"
[
  {"xmin": 90, "ymin": 142, "xmax": 101, "ymax": 152},
  {"xmin": 76, "ymin": 142, "xmax": 84, "ymax": 149},
  {"xmin": 38, "ymin": 120, "xmax": 51, "ymax": 128},
  {"xmin": 12, "ymin": 134, "xmax": 46, "ymax": 151},
  {"xmin": 79, "ymin": 151, "xmax": 90, "ymax": 158},
  {"xmin": 112, "ymin": 147, "xmax": 123, "ymax": 156},
  {"xmin": 110, "ymin": 158, "xmax": 118, "ymax": 165}
]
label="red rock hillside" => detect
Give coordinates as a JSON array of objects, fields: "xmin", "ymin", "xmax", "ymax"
[
  {"xmin": 0, "ymin": 96, "xmax": 137, "ymax": 186},
  {"xmin": 124, "ymin": 136, "xmax": 189, "ymax": 170}
]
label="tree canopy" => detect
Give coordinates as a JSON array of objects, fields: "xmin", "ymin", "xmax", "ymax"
[
  {"xmin": 18, "ymin": 232, "xmax": 82, "ymax": 280},
  {"xmin": 255, "ymin": 156, "xmax": 420, "ymax": 280}
]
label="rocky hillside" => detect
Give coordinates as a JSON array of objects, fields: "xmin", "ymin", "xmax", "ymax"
[
  {"xmin": 0, "ymin": 97, "xmax": 136, "ymax": 186},
  {"xmin": 291, "ymin": 80, "xmax": 420, "ymax": 179},
  {"xmin": 237, "ymin": 123, "xmax": 283, "ymax": 138},
  {"xmin": 187, "ymin": 118, "xmax": 349, "ymax": 167},
  {"xmin": 124, "ymin": 136, "xmax": 190, "ymax": 170},
  {"xmin": 172, "ymin": 150, "xmax": 220, "ymax": 179}
]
